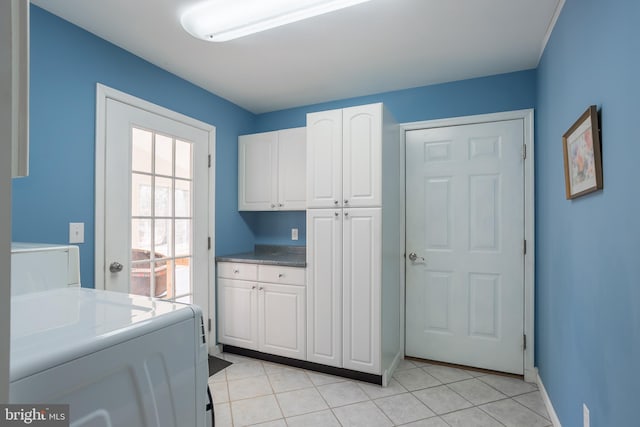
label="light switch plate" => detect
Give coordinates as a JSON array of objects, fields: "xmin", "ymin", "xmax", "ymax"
[
  {"xmin": 291, "ymin": 228, "xmax": 298, "ymax": 241},
  {"xmin": 69, "ymin": 222, "xmax": 84, "ymax": 244}
]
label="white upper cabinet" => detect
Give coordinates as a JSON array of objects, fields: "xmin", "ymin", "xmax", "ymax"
[
  {"xmin": 342, "ymin": 104, "xmax": 382, "ymax": 207},
  {"xmin": 238, "ymin": 127, "xmax": 306, "ymax": 211},
  {"xmin": 307, "ymin": 104, "xmax": 383, "ymax": 208},
  {"xmin": 239, "ymin": 131, "xmax": 277, "ymax": 211},
  {"xmin": 1, "ymin": 0, "xmax": 30, "ymax": 177},
  {"xmin": 306, "ymin": 109, "xmax": 343, "ymax": 208},
  {"xmin": 277, "ymin": 127, "xmax": 307, "ymax": 210}
]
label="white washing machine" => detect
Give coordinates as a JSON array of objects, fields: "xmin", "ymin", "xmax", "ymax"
[{"xmin": 9, "ymin": 244, "xmax": 211, "ymax": 427}]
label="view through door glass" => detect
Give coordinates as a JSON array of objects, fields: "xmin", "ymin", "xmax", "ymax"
[{"xmin": 130, "ymin": 127, "xmax": 193, "ymax": 303}]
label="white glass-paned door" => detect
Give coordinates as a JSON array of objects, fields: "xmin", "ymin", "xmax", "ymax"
[{"xmin": 104, "ymin": 98, "xmax": 209, "ymax": 311}]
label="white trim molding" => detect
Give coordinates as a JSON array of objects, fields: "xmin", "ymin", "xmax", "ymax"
[
  {"xmin": 94, "ymin": 83, "xmax": 217, "ymax": 352},
  {"xmin": 538, "ymin": 0, "xmax": 566, "ymax": 62},
  {"xmin": 538, "ymin": 371, "xmax": 562, "ymax": 427},
  {"xmin": 400, "ymin": 109, "xmax": 536, "ymax": 381}
]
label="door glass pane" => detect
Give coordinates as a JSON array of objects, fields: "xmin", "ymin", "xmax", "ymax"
[
  {"xmin": 156, "ymin": 259, "xmax": 172, "ymax": 299},
  {"xmin": 155, "ymin": 219, "xmax": 172, "ymax": 258},
  {"xmin": 155, "ymin": 134, "xmax": 173, "ymax": 176},
  {"xmin": 175, "ymin": 140, "xmax": 192, "ymax": 179},
  {"xmin": 175, "ymin": 219, "xmax": 191, "ymax": 257},
  {"xmin": 132, "ymin": 128, "xmax": 152, "ymax": 173},
  {"xmin": 132, "ymin": 173, "xmax": 152, "ymax": 217},
  {"xmin": 131, "ymin": 258, "xmax": 151, "ymax": 296},
  {"xmin": 131, "ymin": 219, "xmax": 152, "ymax": 253},
  {"xmin": 175, "ymin": 179, "xmax": 191, "ymax": 217},
  {"xmin": 155, "ymin": 177, "xmax": 173, "ymax": 217},
  {"xmin": 175, "ymin": 257, "xmax": 191, "ymax": 298}
]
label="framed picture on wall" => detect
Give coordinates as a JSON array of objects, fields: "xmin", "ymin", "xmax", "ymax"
[{"xmin": 562, "ymin": 105, "xmax": 603, "ymax": 199}]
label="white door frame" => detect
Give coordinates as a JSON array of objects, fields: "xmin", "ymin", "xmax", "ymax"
[
  {"xmin": 94, "ymin": 83, "xmax": 217, "ymax": 353},
  {"xmin": 399, "ymin": 109, "xmax": 535, "ymax": 382}
]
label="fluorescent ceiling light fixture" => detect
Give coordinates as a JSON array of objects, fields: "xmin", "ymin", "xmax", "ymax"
[{"xmin": 181, "ymin": 0, "xmax": 371, "ymax": 42}]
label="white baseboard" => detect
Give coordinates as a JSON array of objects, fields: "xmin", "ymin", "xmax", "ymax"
[
  {"xmin": 382, "ymin": 351, "xmax": 403, "ymax": 387},
  {"xmin": 537, "ymin": 371, "xmax": 562, "ymax": 427}
]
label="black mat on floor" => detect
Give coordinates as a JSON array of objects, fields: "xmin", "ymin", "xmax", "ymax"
[{"xmin": 208, "ymin": 355, "xmax": 232, "ymax": 377}]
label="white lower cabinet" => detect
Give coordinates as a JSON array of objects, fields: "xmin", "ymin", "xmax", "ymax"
[
  {"xmin": 217, "ymin": 263, "xmax": 306, "ymax": 360},
  {"xmin": 342, "ymin": 208, "xmax": 382, "ymax": 374},
  {"xmin": 306, "ymin": 209, "xmax": 343, "ymax": 368},
  {"xmin": 307, "ymin": 208, "xmax": 382, "ymax": 375},
  {"xmin": 218, "ymin": 278, "xmax": 258, "ymax": 349},
  {"xmin": 259, "ymin": 283, "xmax": 305, "ymax": 359}
]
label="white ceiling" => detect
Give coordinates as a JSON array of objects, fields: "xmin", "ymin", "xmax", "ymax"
[{"xmin": 31, "ymin": 0, "xmax": 562, "ymax": 114}]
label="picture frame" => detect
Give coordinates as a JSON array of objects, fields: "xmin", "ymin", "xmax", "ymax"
[{"xmin": 562, "ymin": 105, "xmax": 602, "ymax": 199}]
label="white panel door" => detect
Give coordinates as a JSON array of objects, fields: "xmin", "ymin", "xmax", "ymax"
[
  {"xmin": 238, "ymin": 132, "xmax": 278, "ymax": 210},
  {"xmin": 104, "ymin": 99, "xmax": 209, "ymax": 310},
  {"xmin": 306, "ymin": 209, "xmax": 343, "ymax": 367},
  {"xmin": 343, "ymin": 208, "xmax": 381, "ymax": 374},
  {"xmin": 218, "ymin": 278, "xmax": 258, "ymax": 350},
  {"xmin": 342, "ymin": 104, "xmax": 382, "ymax": 208},
  {"xmin": 277, "ymin": 127, "xmax": 306, "ymax": 210},
  {"xmin": 306, "ymin": 109, "xmax": 343, "ymax": 208},
  {"xmin": 405, "ymin": 119, "xmax": 525, "ymax": 374},
  {"xmin": 259, "ymin": 283, "xmax": 306, "ymax": 360}
]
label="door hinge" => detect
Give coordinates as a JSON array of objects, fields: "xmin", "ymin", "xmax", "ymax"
[
  {"xmin": 523, "ymin": 334, "xmax": 527, "ymax": 350},
  {"xmin": 208, "ymin": 237, "xmax": 211, "ymax": 250},
  {"xmin": 523, "ymin": 239, "xmax": 527, "ymax": 255},
  {"xmin": 522, "ymin": 144, "xmax": 527, "ymax": 160},
  {"xmin": 208, "ymin": 154, "xmax": 212, "ymax": 168},
  {"xmin": 208, "ymin": 318, "xmax": 212, "ymax": 332}
]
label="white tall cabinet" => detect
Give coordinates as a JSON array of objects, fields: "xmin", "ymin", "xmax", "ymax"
[
  {"xmin": 238, "ymin": 127, "xmax": 306, "ymax": 211},
  {"xmin": 306, "ymin": 103, "xmax": 401, "ymax": 382}
]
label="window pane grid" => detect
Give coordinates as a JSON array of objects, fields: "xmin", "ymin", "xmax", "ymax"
[{"xmin": 131, "ymin": 126, "xmax": 194, "ymax": 302}]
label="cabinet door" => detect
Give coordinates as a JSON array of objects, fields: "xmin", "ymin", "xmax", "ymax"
[
  {"xmin": 343, "ymin": 208, "xmax": 381, "ymax": 374},
  {"xmin": 238, "ymin": 132, "xmax": 278, "ymax": 210},
  {"xmin": 306, "ymin": 209, "xmax": 343, "ymax": 367},
  {"xmin": 342, "ymin": 104, "xmax": 382, "ymax": 207},
  {"xmin": 218, "ymin": 278, "xmax": 258, "ymax": 350},
  {"xmin": 259, "ymin": 283, "xmax": 306, "ymax": 360},
  {"xmin": 277, "ymin": 127, "xmax": 306, "ymax": 210},
  {"xmin": 306, "ymin": 109, "xmax": 342, "ymax": 208}
]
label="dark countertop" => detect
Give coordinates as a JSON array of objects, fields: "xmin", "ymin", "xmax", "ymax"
[{"xmin": 215, "ymin": 245, "xmax": 306, "ymax": 268}]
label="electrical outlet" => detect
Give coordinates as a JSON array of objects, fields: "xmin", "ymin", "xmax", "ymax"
[
  {"xmin": 69, "ymin": 222, "xmax": 84, "ymax": 244},
  {"xmin": 583, "ymin": 403, "xmax": 590, "ymax": 427},
  {"xmin": 291, "ymin": 228, "xmax": 298, "ymax": 241}
]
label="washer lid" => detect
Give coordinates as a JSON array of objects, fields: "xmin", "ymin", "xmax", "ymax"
[{"xmin": 10, "ymin": 288, "xmax": 195, "ymax": 381}]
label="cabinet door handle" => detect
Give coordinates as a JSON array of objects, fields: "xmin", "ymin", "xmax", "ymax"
[
  {"xmin": 344, "ymin": 199, "xmax": 349, "ymax": 205},
  {"xmin": 251, "ymin": 285, "xmax": 256, "ymax": 290},
  {"xmin": 233, "ymin": 269, "xmax": 239, "ymax": 274},
  {"xmin": 258, "ymin": 287, "xmax": 264, "ymax": 291},
  {"xmin": 277, "ymin": 273, "xmax": 284, "ymax": 278},
  {"xmin": 334, "ymin": 200, "xmax": 339, "ymax": 205},
  {"xmin": 344, "ymin": 212, "xmax": 349, "ymax": 217},
  {"xmin": 334, "ymin": 212, "xmax": 339, "ymax": 217},
  {"xmin": 278, "ymin": 203, "xmax": 284, "ymax": 207},
  {"xmin": 271, "ymin": 203, "xmax": 276, "ymax": 208}
]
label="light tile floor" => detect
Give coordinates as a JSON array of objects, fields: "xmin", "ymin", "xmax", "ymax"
[{"xmin": 208, "ymin": 353, "xmax": 552, "ymax": 427}]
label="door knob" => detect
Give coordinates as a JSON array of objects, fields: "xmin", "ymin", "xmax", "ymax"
[
  {"xmin": 109, "ymin": 261, "xmax": 124, "ymax": 273},
  {"xmin": 408, "ymin": 252, "xmax": 425, "ymax": 263}
]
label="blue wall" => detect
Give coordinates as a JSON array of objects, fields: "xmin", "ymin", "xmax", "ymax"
[
  {"xmin": 535, "ymin": 0, "xmax": 640, "ymax": 425},
  {"xmin": 252, "ymin": 70, "xmax": 537, "ymax": 243},
  {"xmin": 12, "ymin": 6, "xmax": 256, "ymax": 287}
]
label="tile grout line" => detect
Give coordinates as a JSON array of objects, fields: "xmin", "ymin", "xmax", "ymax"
[{"xmin": 219, "ymin": 354, "xmax": 547, "ymax": 427}]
